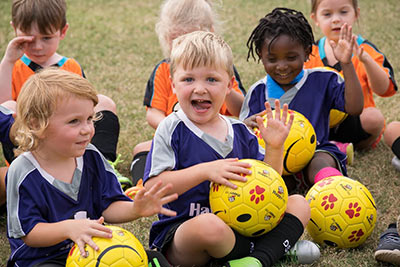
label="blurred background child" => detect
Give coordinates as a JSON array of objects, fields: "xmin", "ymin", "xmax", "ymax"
[
  {"xmin": 130, "ymin": 0, "xmax": 246, "ymax": 186},
  {"xmin": 305, "ymin": 0, "xmax": 397, "ymax": 154}
]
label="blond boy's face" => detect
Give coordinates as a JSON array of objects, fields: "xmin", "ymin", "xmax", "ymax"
[
  {"xmin": 39, "ymin": 96, "xmax": 95, "ymax": 160},
  {"xmin": 14, "ymin": 22, "xmax": 68, "ymax": 66},
  {"xmin": 171, "ymin": 64, "xmax": 234, "ymax": 127}
]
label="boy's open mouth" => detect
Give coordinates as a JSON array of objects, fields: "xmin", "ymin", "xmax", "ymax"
[{"xmin": 192, "ymin": 99, "xmax": 212, "ymax": 111}]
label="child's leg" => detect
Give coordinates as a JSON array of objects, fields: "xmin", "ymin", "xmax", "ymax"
[
  {"xmin": 91, "ymin": 94, "xmax": 120, "ymax": 162},
  {"xmin": 249, "ymin": 195, "xmax": 309, "ymax": 266},
  {"xmin": 357, "ymin": 107, "xmax": 385, "ymax": 149},
  {"xmin": 384, "ymin": 121, "xmax": 400, "ymax": 158},
  {"xmin": 130, "ymin": 140, "xmax": 152, "ymax": 185},
  {"xmin": 165, "ymin": 213, "xmax": 238, "ymax": 266},
  {"xmin": 306, "ymin": 152, "xmax": 342, "ymax": 185}
]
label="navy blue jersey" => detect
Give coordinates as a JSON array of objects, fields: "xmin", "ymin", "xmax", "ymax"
[
  {"xmin": 239, "ymin": 68, "xmax": 347, "ymax": 173},
  {"xmin": 143, "ymin": 110, "xmax": 263, "ymax": 249},
  {"xmin": 0, "ymin": 105, "xmax": 14, "ymax": 146},
  {"xmin": 6, "ymin": 144, "xmax": 131, "ymax": 266}
]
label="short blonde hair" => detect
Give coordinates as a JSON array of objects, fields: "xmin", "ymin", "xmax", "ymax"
[
  {"xmin": 155, "ymin": 0, "xmax": 220, "ymax": 57},
  {"xmin": 170, "ymin": 31, "xmax": 233, "ymax": 79},
  {"xmin": 14, "ymin": 68, "xmax": 98, "ymax": 153},
  {"xmin": 12, "ymin": 0, "xmax": 67, "ymax": 35}
]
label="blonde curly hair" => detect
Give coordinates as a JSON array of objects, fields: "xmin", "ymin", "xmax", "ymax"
[{"xmin": 14, "ymin": 68, "xmax": 98, "ymax": 153}]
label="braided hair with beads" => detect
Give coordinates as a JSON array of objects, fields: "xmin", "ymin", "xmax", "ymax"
[{"xmin": 247, "ymin": 7, "xmax": 315, "ymax": 62}]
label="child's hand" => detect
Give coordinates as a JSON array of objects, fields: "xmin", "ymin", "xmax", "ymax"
[
  {"xmin": 243, "ymin": 110, "xmax": 267, "ymax": 129},
  {"xmin": 329, "ymin": 23, "xmax": 355, "ymax": 64},
  {"xmin": 132, "ymin": 181, "xmax": 178, "ymax": 218},
  {"xmin": 67, "ymin": 216, "xmax": 112, "ymax": 257},
  {"xmin": 3, "ymin": 36, "xmax": 34, "ymax": 64},
  {"xmin": 257, "ymin": 100, "xmax": 293, "ymax": 149},
  {"xmin": 205, "ymin": 158, "xmax": 251, "ymax": 189},
  {"xmin": 353, "ymin": 39, "xmax": 368, "ymax": 63}
]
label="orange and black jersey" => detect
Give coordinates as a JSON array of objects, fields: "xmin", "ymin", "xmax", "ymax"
[
  {"xmin": 12, "ymin": 54, "xmax": 85, "ymax": 100},
  {"xmin": 305, "ymin": 35, "xmax": 397, "ymax": 108}
]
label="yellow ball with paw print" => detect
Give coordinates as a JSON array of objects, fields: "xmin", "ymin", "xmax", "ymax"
[
  {"xmin": 306, "ymin": 176, "xmax": 376, "ymax": 248},
  {"xmin": 209, "ymin": 159, "xmax": 288, "ymax": 237}
]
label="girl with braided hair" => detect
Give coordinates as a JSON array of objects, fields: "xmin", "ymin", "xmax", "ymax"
[{"xmin": 240, "ymin": 7, "xmax": 363, "ymax": 192}]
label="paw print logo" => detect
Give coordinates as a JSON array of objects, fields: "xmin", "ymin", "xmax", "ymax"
[
  {"xmin": 212, "ymin": 184, "xmax": 220, "ymax": 192},
  {"xmin": 345, "ymin": 202, "xmax": 361, "ymax": 219},
  {"xmin": 317, "ymin": 177, "xmax": 335, "ymax": 188},
  {"xmin": 321, "ymin": 193, "xmax": 338, "ymax": 210},
  {"xmin": 348, "ymin": 229, "xmax": 364, "ymax": 243},
  {"xmin": 249, "ymin": 185, "xmax": 265, "ymax": 204}
]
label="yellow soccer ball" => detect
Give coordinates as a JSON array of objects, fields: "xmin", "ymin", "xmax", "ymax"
[
  {"xmin": 254, "ymin": 109, "xmax": 316, "ymax": 175},
  {"xmin": 306, "ymin": 176, "xmax": 376, "ymax": 248},
  {"xmin": 66, "ymin": 225, "xmax": 148, "ymax": 267},
  {"xmin": 209, "ymin": 159, "xmax": 288, "ymax": 237},
  {"xmin": 329, "ymin": 109, "xmax": 348, "ymax": 128}
]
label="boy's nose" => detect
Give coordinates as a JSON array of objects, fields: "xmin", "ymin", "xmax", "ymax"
[{"xmin": 30, "ymin": 39, "xmax": 43, "ymax": 50}]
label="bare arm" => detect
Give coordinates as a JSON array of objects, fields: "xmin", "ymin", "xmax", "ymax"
[
  {"xmin": 0, "ymin": 36, "xmax": 34, "ymax": 103},
  {"xmin": 224, "ymin": 89, "xmax": 244, "ymax": 117},
  {"xmin": 146, "ymin": 107, "xmax": 166, "ymax": 129},
  {"xmin": 355, "ymin": 46, "xmax": 390, "ymax": 95},
  {"xmin": 102, "ymin": 181, "xmax": 177, "ymax": 223},
  {"xmin": 144, "ymin": 159, "xmax": 251, "ymax": 196},
  {"xmin": 22, "ymin": 217, "xmax": 112, "ymax": 256},
  {"xmin": 330, "ymin": 24, "xmax": 363, "ymax": 115}
]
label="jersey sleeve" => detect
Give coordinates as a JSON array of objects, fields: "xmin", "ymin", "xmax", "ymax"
[
  {"xmin": 143, "ymin": 116, "xmax": 177, "ymax": 182},
  {"xmin": 360, "ymin": 41, "xmax": 397, "ymax": 97},
  {"xmin": 143, "ymin": 60, "xmax": 171, "ymax": 114},
  {"xmin": 0, "ymin": 106, "xmax": 14, "ymax": 145},
  {"xmin": 239, "ymin": 79, "xmax": 266, "ymax": 120},
  {"xmin": 6, "ymin": 157, "xmax": 46, "ymax": 238}
]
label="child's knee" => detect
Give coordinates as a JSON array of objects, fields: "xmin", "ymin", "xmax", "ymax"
[
  {"xmin": 286, "ymin": 194, "xmax": 310, "ymax": 228},
  {"xmin": 384, "ymin": 121, "xmax": 400, "ymax": 147},
  {"xmin": 360, "ymin": 108, "xmax": 384, "ymax": 135},
  {"xmin": 190, "ymin": 213, "xmax": 233, "ymax": 242},
  {"xmin": 95, "ymin": 94, "xmax": 117, "ymax": 114},
  {"xmin": 133, "ymin": 140, "xmax": 152, "ymax": 155}
]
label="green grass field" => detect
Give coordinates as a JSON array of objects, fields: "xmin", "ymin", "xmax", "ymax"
[{"xmin": 0, "ymin": 0, "xmax": 399, "ymax": 265}]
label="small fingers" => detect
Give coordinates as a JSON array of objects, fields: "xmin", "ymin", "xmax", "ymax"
[
  {"xmin": 159, "ymin": 207, "xmax": 177, "ymax": 217},
  {"xmin": 160, "ymin": 193, "xmax": 178, "ymax": 206},
  {"xmin": 76, "ymin": 241, "xmax": 88, "ymax": 258}
]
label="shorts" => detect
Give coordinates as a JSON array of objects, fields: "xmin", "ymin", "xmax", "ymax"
[
  {"xmin": 329, "ymin": 114, "xmax": 372, "ymax": 145},
  {"xmin": 158, "ymin": 221, "xmax": 184, "ymax": 254},
  {"xmin": 91, "ymin": 110, "xmax": 120, "ymax": 162}
]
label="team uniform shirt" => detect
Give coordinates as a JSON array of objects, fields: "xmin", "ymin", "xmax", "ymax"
[
  {"xmin": 304, "ymin": 36, "xmax": 397, "ymax": 108},
  {"xmin": 12, "ymin": 54, "xmax": 85, "ymax": 100},
  {"xmin": 6, "ymin": 144, "xmax": 130, "ymax": 267},
  {"xmin": 239, "ymin": 68, "xmax": 347, "ymax": 173},
  {"xmin": 143, "ymin": 109, "xmax": 263, "ymax": 249},
  {"xmin": 0, "ymin": 105, "xmax": 14, "ymax": 146},
  {"xmin": 143, "ymin": 59, "xmax": 246, "ymax": 116}
]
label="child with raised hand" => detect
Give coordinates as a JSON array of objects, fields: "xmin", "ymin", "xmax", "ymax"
[
  {"xmin": 240, "ymin": 8, "xmax": 363, "ymax": 191},
  {"xmin": 130, "ymin": 0, "xmax": 246, "ymax": 186},
  {"xmin": 143, "ymin": 30, "xmax": 319, "ymax": 267},
  {"xmin": 306, "ymin": 0, "xmax": 397, "ymax": 152},
  {"xmin": 0, "ymin": 0, "xmax": 127, "ymax": 188},
  {"xmin": 6, "ymin": 69, "xmax": 178, "ymax": 267}
]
